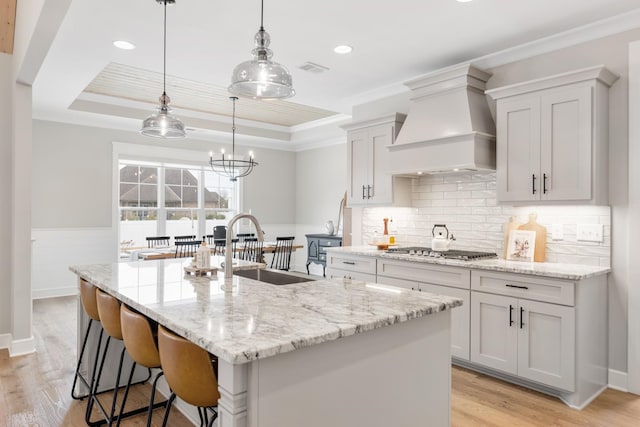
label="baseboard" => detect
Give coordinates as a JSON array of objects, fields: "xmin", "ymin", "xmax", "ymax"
[
  {"xmin": 10, "ymin": 336, "xmax": 36, "ymax": 357},
  {"xmin": 0, "ymin": 333, "xmax": 10, "ymax": 350},
  {"xmin": 608, "ymin": 368, "xmax": 629, "ymax": 392},
  {"xmin": 32, "ymin": 286, "xmax": 78, "ymax": 300}
]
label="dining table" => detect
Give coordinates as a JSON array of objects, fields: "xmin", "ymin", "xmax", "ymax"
[{"xmin": 126, "ymin": 242, "xmax": 304, "ymax": 261}]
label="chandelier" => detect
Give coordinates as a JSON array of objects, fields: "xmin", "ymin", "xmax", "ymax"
[
  {"xmin": 209, "ymin": 97, "xmax": 258, "ymax": 182},
  {"xmin": 228, "ymin": 0, "xmax": 295, "ymax": 100},
  {"xmin": 140, "ymin": 0, "xmax": 186, "ymax": 138}
]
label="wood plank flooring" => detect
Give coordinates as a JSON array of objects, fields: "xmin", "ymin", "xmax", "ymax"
[{"xmin": 1, "ymin": 296, "xmax": 639, "ymax": 426}]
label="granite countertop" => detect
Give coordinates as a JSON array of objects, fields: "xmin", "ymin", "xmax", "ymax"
[
  {"xmin": 325, "ymin": 246, "xmax": 610, "ymax": 280},
  {"xmin": 70, "ymin": 256, "xmax": 462, "ymax": 365}
]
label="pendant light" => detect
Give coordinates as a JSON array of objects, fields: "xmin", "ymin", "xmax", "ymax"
[
  {"xmin": 140, "ymin": 0, "xmax": 186, "ymax": 138},
  {"xmin": 209, "ymin": 97, "xmax": 259, "ymax": 182},
  {"xmin": 228, "ymin": 0, "xmax": 295, "ymax": 100}
]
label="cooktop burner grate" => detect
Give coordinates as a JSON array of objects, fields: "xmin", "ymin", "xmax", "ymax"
[{"xmin": 386, "ymin": 247, "xmax": 497, "ymax": 261}]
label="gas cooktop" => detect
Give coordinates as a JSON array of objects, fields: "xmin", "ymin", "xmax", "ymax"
[{"xmin": 386, "ymin": 247, "xmax": 497, "ymax": 261}]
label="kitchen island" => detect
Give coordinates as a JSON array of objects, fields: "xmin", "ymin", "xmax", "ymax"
[{"xmin": 70, "ymin": 257, "xmax": 462, "ymax": 427}]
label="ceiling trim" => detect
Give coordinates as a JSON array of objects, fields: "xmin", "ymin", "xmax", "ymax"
[
  {"xmin": 0, "ymin": 0, "xmax": 16, "ymax": 54},
  {"xmin": 345, "ymin": 8, "xmax": 640, "ymax": 109}
]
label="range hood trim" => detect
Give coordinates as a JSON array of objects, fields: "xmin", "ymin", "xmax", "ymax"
[{"xmin": 387, "ymin": 131, "xmax": 495, "ymax": 151}]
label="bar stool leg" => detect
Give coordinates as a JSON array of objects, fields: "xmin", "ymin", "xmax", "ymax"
[
  {"xmin": 85, "ymin": 334, "xmax": 110, "ymax": 424},
  {"xmin": 71, "ymin": 318, "xmax": 95, "ymax": 400},
  {"xmin": 161, "ymin": 392, "xmax": 177, "ymax": 427}
]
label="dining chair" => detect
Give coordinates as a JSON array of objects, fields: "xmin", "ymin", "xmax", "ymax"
[
  {"xmin": 241, "ymin": 238, "xmax": 263, "ymax": 263},
  {"xmin": 174, "ymin": 235, "xmax": 196, "ymax": 243},
  {"xmin": 203, "ymin": 235, "xmax": 215, "ymax": 245},
  {"xmin": 174, "ymin": 241, "xmax": 200, "ymax": 258},
  {"xmin": 146, "ymin": 236, "xmax": 170, "ymax": 248},
  {"xmin": 212, "ymin": 239, "xmax": 226, "ymax": 256},
  {"xmin": 236, "ymin": 233, "xmax": 255, "ymax": 243},
  {"xmin": 158, "ymin": 326, "xmax": 220, "ymax": 427},
  {"xmin": 213, "ymin": 225, "xmax": 226, "ymax": 240},
  {"xmin": 270, "ymin": 236, "xmax": 295, "ymax": 271}
]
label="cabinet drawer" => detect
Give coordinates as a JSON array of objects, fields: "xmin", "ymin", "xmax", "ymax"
[
  {"xmin": 471, "ymin": 270, "xmax": 575, "ymax": 306},
  {"xmin": 326, "ymin": 268, "xmax": 376, "ymax": 283},
  {"xmin": 326, "ymin": 253, "xmax": 376, "ymax": 274},
  {"xmin": 319, "ymin": 238, "xmax": 340, "ymax": 247},
  {"xmin": 377, "ymin": 259, "xmax": 470, "ymax": 289}
]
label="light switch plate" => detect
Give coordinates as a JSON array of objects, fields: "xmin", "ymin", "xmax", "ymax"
[
  {"xmin": 551, "ymin": 224, "xmax": 564, "ymax": 241},
  {"xmin": 576, "ymin": 224, "xmax": 604, "ymax": 242}
]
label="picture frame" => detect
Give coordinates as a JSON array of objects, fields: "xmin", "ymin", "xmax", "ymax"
[{"xmin": 506, "ymin": 229, "xmax": 536, "ymax": 262}]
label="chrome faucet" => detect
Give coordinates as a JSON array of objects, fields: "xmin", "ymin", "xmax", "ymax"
[{"xmin": 224, "ymin": 213, "xmax": 264, "ymax": 279}]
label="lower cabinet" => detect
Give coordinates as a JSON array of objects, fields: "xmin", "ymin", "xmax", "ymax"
[
  {"xmin": 325, "ymin": 268, "xmax": 376, "ymax": 282},
  {"xmin": 377, "ymin": 275, "xmax": 470, "ymax": 360},
  {"xmin": 326, "ymin": 252, "xmax": 377, "ymax": 283},
  {"xmin": 470, "ymin": 291, "xmax": 575, "ymax": 391}
]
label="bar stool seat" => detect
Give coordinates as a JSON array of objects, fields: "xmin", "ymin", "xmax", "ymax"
[{"xmin": 158, "ymin": 325, "xmax": 220, "ymax": 427}]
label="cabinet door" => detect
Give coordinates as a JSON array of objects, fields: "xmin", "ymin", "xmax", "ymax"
[
  {"xmin": 307, "ymin": 239, "xmax": 319, "ymax": 259},
  {"xmin": 420, "ymin": 283, "xmax": 470, "ymax": 361},
  {"xmin": 496, "ymin": 96, "xmax": 541, "ymax": 202},
  {"xmin": 540, "ymin": 85, "xmax": 592, "ymax": 201},
  {"xmin": 369, "ymin": 124, "xmax": 394, "ymax": 204},
  {"xmin": 470, "ymin": 292, "xmax": 518, "ymax": 375},
  {"xmin": 325, "ymin": 268, "xmax": 376, "ymax": 283},
  {"xmin": 517, "ymin": 300, "xmax": 575, "ymax": 391},
  {"xmin": 347, "ymin": 129, "xmax": 370, "ymax": 205}
]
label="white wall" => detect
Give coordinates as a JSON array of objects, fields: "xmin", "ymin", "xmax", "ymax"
[
  {"xmin": 0, "ymin": 53, "xmax": 12, "ymax": 335},
  {"xmin": 293, "ymin": 144, "xmax": 347, "ymax": 274}
]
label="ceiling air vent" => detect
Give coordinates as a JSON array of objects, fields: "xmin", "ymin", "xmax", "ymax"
[{"xmin": 298, "ymin": 62, "xmax": 330, "ymax": 74}]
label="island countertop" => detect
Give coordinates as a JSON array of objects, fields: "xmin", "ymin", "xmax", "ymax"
[
  {"xmin": 326, "ymin": 246, "xmax": 610, "ymax": 280},
  {"xmin": 70, "ymin": 257, "xmax": 462, "ymax": 365}
]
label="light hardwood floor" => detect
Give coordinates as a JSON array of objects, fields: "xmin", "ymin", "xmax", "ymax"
[{"xmin": 1, "ymin": 296, "xmax": 639, "ymax": 426}]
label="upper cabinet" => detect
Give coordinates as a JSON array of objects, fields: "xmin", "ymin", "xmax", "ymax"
[
  {"xmin": 342, "ymin": 113, "xmax": 411, "ymax": 206},
  {"xmin": 487, "ymin": 66, "xmax": 618, "ymax": 204}
]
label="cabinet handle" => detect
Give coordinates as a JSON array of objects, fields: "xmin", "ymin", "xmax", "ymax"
[
  {"xmin": 532, "ymin": 174, "xmax": 536, "ymax": 195},
  {"xmin": 342, "ymin": 261, "xmax": 356, "ymax": 265},
  {"xmin": 543, "ymin": 173, "xmax": 548, "ymax": 194},
  {"xmin": 367, "ymin": 185, "xmax": 372, "ymax": 199},
  {"xmin": 505, "ymin": 284, "xmax": 529, "ymax": 290},
  {"xmin": 509, "ymin": 304, "xmax": 514, "ymax": 326},
  {"xmin": 362, "ymin": 185, "xmax": 366, "ymax": 200},
  {"xmin": 520, "ymin": 307, "xmax": 525, "ymax": 329}
]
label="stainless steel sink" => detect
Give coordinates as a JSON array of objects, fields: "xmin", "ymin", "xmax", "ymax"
[{"xmin": 234, "ymin": 269, "xmax": 316, "ymax": 285}]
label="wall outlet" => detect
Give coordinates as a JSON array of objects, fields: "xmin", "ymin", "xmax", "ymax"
[
  {"xmin": 551, "ymin": 224, "xmax": 564, "ymax": 241},
  {"xmin": 576, "ymin": 223, "xmax": 604, "ymax": 242}
]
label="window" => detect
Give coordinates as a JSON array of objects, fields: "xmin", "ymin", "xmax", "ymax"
[{"xmin": 119, "ymin": 160, "xmax": 238, "ymax": 246}]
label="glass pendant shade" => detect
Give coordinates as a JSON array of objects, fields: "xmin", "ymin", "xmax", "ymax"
[
  {"xmin": 141, "ymin": 0, "xmax": 186, "ymax": 139},
  {"xmin": 141, "ymin": 93, "xmax": 186, "ymax": 138},
  {"xmin": 229, "ymin": 3, "xmax": 294, "ymax": 100}
]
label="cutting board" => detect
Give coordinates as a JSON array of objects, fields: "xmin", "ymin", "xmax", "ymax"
[
  {"xmin": 503, "ymin": 217, "xmax": 520, "ymax": 259},
  {"xmin": 518, "ymin": 213, "xmax": 547, "ymax": 262}
]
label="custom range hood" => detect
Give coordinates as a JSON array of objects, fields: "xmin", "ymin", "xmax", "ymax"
[{"xmin": 389, "ymin": 64, "xmax": 496, "ymax": 174}]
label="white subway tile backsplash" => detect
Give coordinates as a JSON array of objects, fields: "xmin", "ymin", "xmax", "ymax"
[{"xmin": 362, "ymin": 172, "xmax": 610, "ymax": 267}]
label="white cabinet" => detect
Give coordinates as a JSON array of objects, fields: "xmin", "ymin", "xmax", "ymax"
[
  {"xmin": 326, "ymin": 252, "xmax": 377, "ymax": 282},
  {"xmin": 377, "ymin": 259, "xmax": 471, "ymax": 360},
  {"xmin": 470, "ymin": 291, "xmax": 575, "ymax": 391},
  {"xmin": 342, "ymin": 114, "xmax": 411, "ymax": 206},
  {"xmin": 487, "ymin": 66, "xmax": 618, "ymax": 204}
]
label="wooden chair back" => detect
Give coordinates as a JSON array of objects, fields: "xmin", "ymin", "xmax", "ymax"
[
  {"xmin": 174, "ymin": 241, "xmax": 200, "ymax": 258},
  {"xmin": 174, "ymin": 235, "xmax": 196, "ymax": 243},
  {"xmin": 213, "ymin": 226, "xmax": 226, "ymax": 240},
  {"xmin": 146, "ymin": 236, "xmax": 170, "ymax": 248},
  {"xmin": 241, "ymin": 238, "xmax": 263, "ymax": 263},
  {"xmin": 270, "ymin": 236, "xmax": 295, "ymax": 271}
]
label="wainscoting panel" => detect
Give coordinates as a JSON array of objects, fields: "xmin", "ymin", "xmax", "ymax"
[{"xmin": 31, "ymin": 228, "xmax": 116, "ymax": 299}]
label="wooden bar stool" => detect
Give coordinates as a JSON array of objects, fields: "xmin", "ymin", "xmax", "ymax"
[
  {"xmin": 71, "ymin": 279, "xmax": 104, "ymax": 400},
  {"xmin": 87, "ymin": 289, "xmax": 151, "ymax": 426},
  {"xmin": 158, "ymin": 325, "xmax": 220, "ymax": 427},
  {"xmin": 118, "ymin": 305, "xmax": 168, "ymax": 427}
]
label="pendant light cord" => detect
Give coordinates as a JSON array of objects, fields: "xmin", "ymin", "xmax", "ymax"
[
  {"xmin": 232, "ymin": 97, "xmax": 237, "ymax": 175},
  {"xmin": 260, "ymin": 0, "xmax": 264, "ymax": 30},
  {"xmin": 163, "ymin": 0, "xmax": 167, "ymax": 96}
]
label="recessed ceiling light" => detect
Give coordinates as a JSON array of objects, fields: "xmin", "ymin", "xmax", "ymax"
[
  {"xmin": 113, "ymin": 40, "xmax": 136, "ymax": 50},
  {"xmin": 334, "ymin": 45, "xmax": 353, "ymax": 54}
]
